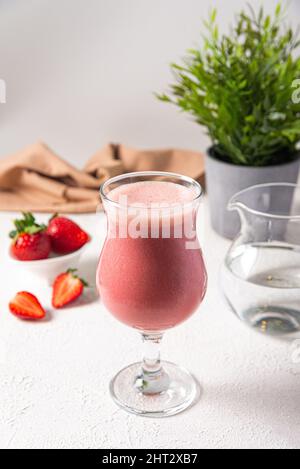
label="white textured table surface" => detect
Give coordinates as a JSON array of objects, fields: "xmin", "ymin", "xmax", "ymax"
[{"xmin": 0, "ymin": 202, "xmax": 299, "ymax": 450}]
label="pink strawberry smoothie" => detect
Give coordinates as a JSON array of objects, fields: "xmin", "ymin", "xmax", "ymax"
[{"xmin": 97, "ymin": 181, "xmax": 207, "ymax": 331}]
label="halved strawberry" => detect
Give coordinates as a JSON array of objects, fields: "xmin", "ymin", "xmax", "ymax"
[
  {"xmin": 52, "ymin": 269, "xmax": 88, "ymax": 309},
  {"xmin": 9, "ymin": 292, "xmax": 46, "ymax": 320},
  {"xmin": 10, "ymin": 212, "xmax": 51, "ymax": 261},
  {"xmin": 47, "ymin": 215, "xmax": 90, "ymax": 254}
]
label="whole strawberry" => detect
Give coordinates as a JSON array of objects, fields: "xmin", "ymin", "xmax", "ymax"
[
  {"xmin": 10, "ymin": 212, "xmax": 51, "ymax": 261},
  {"xmin": 47, "ymin": 214, "xmax": 89, "ymax": 254}
]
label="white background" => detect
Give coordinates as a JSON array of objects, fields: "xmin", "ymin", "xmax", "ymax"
[{"xmin": 0, "ymin": 0, "xmax": 299, "ymax": 165}]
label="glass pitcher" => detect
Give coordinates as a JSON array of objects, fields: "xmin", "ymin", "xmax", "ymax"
[{"xmin": 221, "ymin": 183, "xmax": 300, "ymax": 336}]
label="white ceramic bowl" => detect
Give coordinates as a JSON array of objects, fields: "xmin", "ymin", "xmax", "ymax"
[{"xmin": 8, "ymin": 244, "xmax": 88, "ymax": 286}]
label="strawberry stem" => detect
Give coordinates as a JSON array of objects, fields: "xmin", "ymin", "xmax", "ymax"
[
  {"xmin": 67, "ymin": 268, "xmax": 78, "ymax": 274},
  {"xmin": 49, "ymin": 213, "xmax": 59, "ymax": 222}
]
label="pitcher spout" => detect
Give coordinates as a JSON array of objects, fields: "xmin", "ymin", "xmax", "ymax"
[{"xmin": 227, "ymin": 194, "xmax": 247, "ymax": 214}]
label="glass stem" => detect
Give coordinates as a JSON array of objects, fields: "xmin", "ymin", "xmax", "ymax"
[{"xmin": 135, "ymin": 333, "xmax": 170, "ymax": 395}]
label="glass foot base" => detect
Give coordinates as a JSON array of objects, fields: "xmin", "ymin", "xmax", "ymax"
[{"xmin": 110, "ymin": 361, "xmax": 200, "ymax": 418}]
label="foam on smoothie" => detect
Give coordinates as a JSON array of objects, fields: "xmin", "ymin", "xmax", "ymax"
[{"xmin": 108, "ymin": 181, "xmax": 198, "ymax": 206}]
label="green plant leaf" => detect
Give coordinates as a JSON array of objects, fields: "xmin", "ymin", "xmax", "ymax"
[
  {"xmin": 275, "ymin": 3, "xmax": 281, "ymax": 17},
  {"xmin": 157, "ymin": 2, "xmax": 300, "ymax": 166}
]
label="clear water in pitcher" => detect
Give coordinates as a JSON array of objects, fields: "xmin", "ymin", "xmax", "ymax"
[{"xmin": 222, "ymin": 242, "xmax": 300, "ymax": 335}]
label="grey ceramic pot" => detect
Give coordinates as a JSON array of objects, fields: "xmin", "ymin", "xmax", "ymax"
[{"xmin": 205, "ymin": 148, "xmax": 300, "ymax": 239}]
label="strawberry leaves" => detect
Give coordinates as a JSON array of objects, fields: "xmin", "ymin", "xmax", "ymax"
[
  {"xmin": 66, "ymin": 268, "xmax": 89, "ymax": 287},
  {"xmin": 9, "ymin": 212, "xmax": 47, "ymax": 239}
]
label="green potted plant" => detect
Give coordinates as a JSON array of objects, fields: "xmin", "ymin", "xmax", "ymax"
[{"xmin": 158, "ymin": 3, "xmax": 300, "ymax": 238}]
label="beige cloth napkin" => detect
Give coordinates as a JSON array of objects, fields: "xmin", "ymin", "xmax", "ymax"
[{"xmin": 0, "ymin": 142, "xmax": 205, "ymax": 213}]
